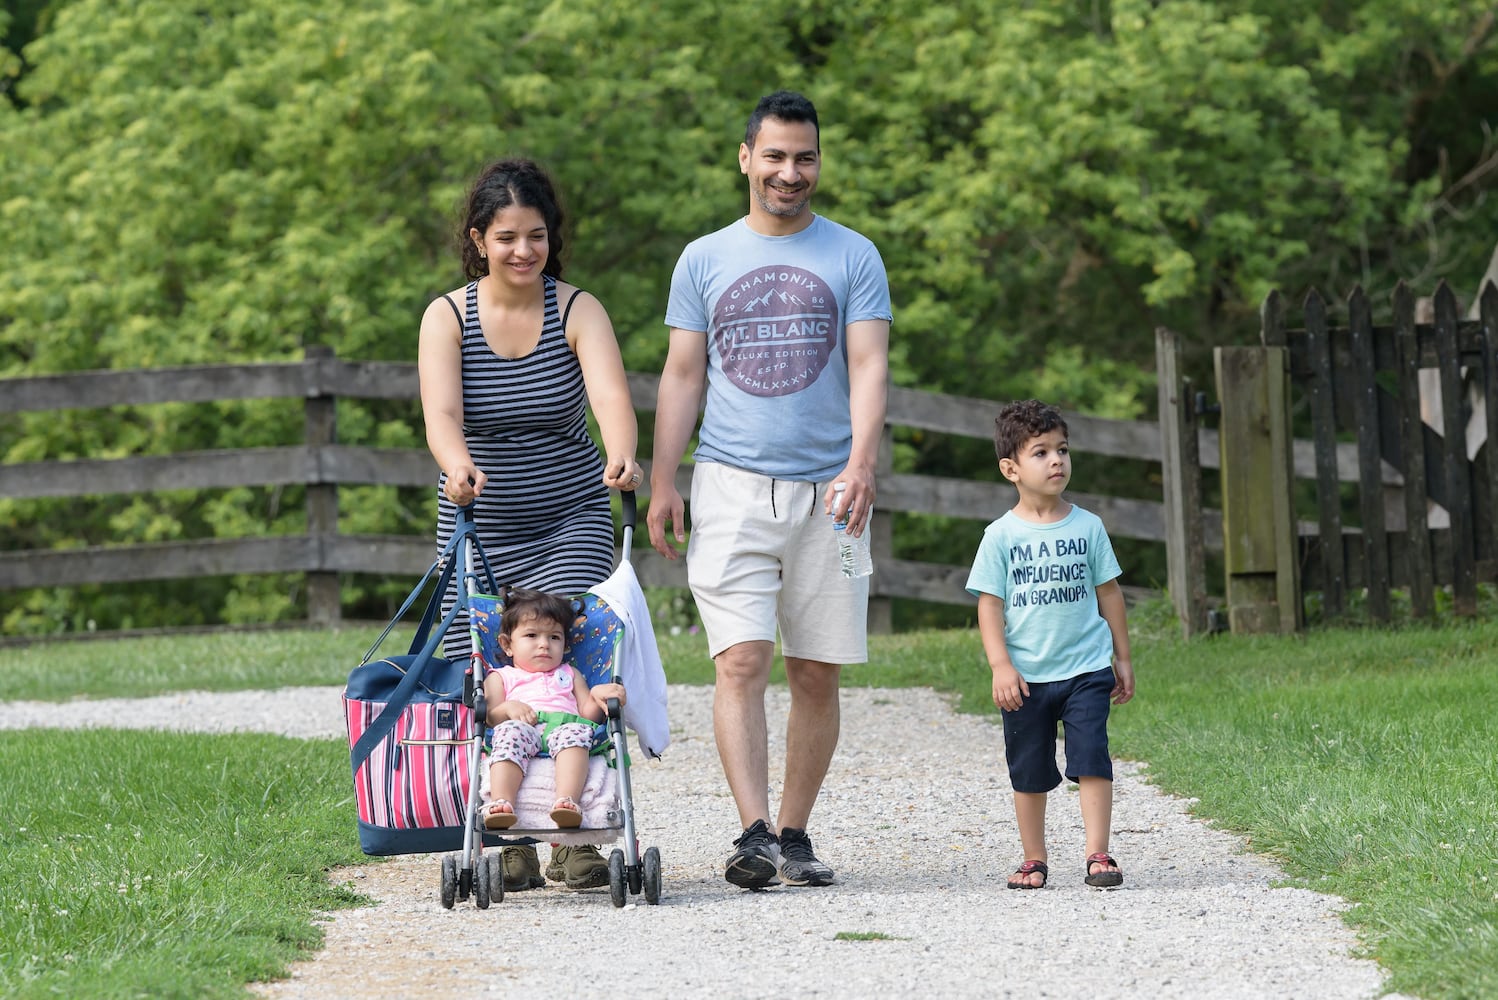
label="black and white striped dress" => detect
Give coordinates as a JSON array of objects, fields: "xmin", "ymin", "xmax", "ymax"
[{"xmin": 437, "ymin": 275, "xmax": 615, "ymax": 653}]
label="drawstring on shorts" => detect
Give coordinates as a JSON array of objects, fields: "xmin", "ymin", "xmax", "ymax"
[{"xmin": 769, "ymin": 479, "xmax": 820, "ymax": 519}]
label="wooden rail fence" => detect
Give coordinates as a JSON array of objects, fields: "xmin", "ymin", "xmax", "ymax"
[
  {"xmin": 11, "ymin": 307, "xmax": 1483, "ymax": 639},
  {"xmin": 1, "ymin": 346, "xmax": 1203, "ymax": 633}
]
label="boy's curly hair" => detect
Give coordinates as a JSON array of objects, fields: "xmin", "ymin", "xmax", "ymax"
[
  {"xmin": 993, "ymin": 399, "xmax": 1069, "ymax": 462},
  {"xmin": 499, "ymin": 588, "xmax": 576, "ymax": 642}
]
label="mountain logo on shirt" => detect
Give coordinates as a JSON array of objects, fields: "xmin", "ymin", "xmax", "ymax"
[{"xmin": 711, "ymin": 264, "xmax": 840, "ymax": 398}]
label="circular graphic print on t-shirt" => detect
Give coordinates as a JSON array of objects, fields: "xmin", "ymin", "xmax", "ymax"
[{"xmin": 710, "ymin": 264, "xmax": 839, "ymax": 398}]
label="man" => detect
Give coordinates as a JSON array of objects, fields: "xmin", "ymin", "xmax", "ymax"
[{"xmin": 647, "ymin": 90, "xmax": 892, "ymax": 889}]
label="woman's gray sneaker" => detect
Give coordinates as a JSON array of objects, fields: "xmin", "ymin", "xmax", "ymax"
[
  {"xmin": 777, "ymin": 827, "xmax": 834, "ymax": 886},
  {"xmin": 725, "ymin": 819, "xmax": 781, "ymax": 889}
]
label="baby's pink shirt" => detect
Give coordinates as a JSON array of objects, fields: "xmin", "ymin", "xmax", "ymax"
[{"xmin": 496, "ymin": 663, "xmax": 581, "ymax": 714}]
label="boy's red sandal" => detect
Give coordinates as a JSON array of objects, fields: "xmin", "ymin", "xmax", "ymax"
[
  {"xmin": 1006, "ymin": 859, "xmax": 1048, "ymax": 889},
  {"xmin": 1084, "ymin": 852, "xmax": 1123, "ymax": 888}
]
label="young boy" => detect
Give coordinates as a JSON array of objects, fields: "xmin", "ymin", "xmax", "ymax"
[{"xmin": 966, "ymin": 399, "xmax": 1135, "ymax": 889}]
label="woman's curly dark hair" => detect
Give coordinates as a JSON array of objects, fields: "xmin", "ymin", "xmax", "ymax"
[{"xmin": 458, "ymin": 158, "xmax": 567, "ymax": 281}]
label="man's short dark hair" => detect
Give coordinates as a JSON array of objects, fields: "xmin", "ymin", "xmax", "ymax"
[
  {"xmin": 993, "ymin": 400, "xmax": 1069, "ymax": 463},
  {"xmin": 745, "ymin": 90, "xmax": 819, "ymax": 149}
]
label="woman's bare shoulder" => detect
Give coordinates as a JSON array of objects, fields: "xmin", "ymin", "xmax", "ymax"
[{"xmin": 422, "ymin": 284, "xmax": 470, "ymax": 319}]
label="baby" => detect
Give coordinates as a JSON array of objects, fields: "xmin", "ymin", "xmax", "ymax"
[{"xmin": 480, "ymin": 589, "xmax": 627, "ymax": 829}]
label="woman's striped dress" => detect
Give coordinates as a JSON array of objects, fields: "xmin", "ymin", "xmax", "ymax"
[{"xmin": 436, "ymin": 275, "xmax": 615, "ymax": 654}]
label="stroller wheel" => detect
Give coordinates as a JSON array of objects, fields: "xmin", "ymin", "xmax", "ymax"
[
  {"xmin": 643, "ymin": 847, "xmax": 662, "ymax": 905},
  {"xmin": 474, "ymin": 853, "xmax": 492, "ymax": 909},
  {"xmin": 440, "ymin": 853, "xmax": 457, "ymax": 910},
  {"xmin": 608, "ymin": 848, "xmax": 627, "ymax": 908},
  {"xmin": 486, "ymin": 850, "xmax": 505, "ymax": 904}
]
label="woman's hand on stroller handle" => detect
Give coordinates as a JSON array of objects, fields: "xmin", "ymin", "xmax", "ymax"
[
  {"xmin": 443, "ymin": 467, "xmax": 485, "ymax": 505},
  {"xmin": 602, "ymin": 455, "xmax": 644, "ymax": 492}
]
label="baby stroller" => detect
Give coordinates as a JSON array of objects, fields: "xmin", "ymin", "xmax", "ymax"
[{"xmin": 344, "ymin": 492, "xmax": 667, "ymax": 910}]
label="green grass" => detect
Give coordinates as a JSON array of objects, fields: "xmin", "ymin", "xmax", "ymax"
[
  {"xmin": 0, "ymin": 626, "xmax": 720, "ymax": 701},
  {"xmin": 833, "ymin": 931, "xmax": 903, "ymax": 942},
  {"xmin": 0, "ymin": 729, "xmax": 366, "ymax": 999},
  {"xmin": 0, "ymin": 627, "xmax": 386, "ymax": 701},
  {"xmin": 3, "ymin": 608, "xmax": 1497, "ymax": 997},
  {"xmin": 1109, "ymin": 622, "xmax": 1498, "ymax": 1000}
]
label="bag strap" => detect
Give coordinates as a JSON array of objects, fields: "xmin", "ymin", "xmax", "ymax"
[
  {"xmin": 471, "ymin": 537, "xmax": 501, "ymax": 602},
  {"xmin": 422, "ymin": 512, "xmax": 501, "ymax": 655},
  {"xmin": 356, "ymin": 512, "xmax": 472, "ymax": 665},
  {"xmin": 359, "ymin": 556, "xmax": 437, "ymax": 665},
  {"xmin": 349, "ymin": 506, "xmax": 497, "ymax": 769},
  {"xmin": 349, "ymin": 596, "xmax": 467, "ymax": 769},
  {"xmin": 404, "ymin": 529, "xmax": 463, "ymax": 656}
]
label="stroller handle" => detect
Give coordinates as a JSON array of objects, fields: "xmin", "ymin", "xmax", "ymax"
[
  {"xmin": 457, "ymin": 489, "xmax": 631, "ymax": 528},
  {"xmin": 619, "ymin": 488, "xmax": 636, "ymax": 564},
  {"xmin": 456, "ymin": 493, "xmax": 632, "ymax": 565}
]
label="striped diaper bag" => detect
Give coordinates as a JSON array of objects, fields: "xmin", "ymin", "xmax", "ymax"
[
  {"xmin": 343, "ymin": 510, "xmax": 503, "ymax": 856},
  {"xmin": 344, "ymin": 650, "xmax": 478, "ymax": 856}
]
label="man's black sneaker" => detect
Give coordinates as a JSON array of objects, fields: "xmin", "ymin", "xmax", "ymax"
[
  {"xmin": 777, "ymin": 827, "xmax": 835, "ymax": 886},
  {"xmin": 725, "ymin": 819, "xmax": 781, "ymax": 889}
]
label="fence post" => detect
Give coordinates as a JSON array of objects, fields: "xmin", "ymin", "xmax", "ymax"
[
  {"xmin": 1155, "ymin": 328, "xmax": 1208, "ymax": 637},
  {"xmin": 1480, "ymin": 281, "xmax": 1498, "ymax": 580},
  {"xmin": 1215, "ymin": 345, "xmax": 1301, "ymax": 633},
  {"xmin": 304, "ymin": 345, "xmax": 341, "ymax": 626}
]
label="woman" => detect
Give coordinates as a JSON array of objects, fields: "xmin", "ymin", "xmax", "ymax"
[{"xmin": 418, "ymin": 158, "xmax": 642, "ymax": 892}]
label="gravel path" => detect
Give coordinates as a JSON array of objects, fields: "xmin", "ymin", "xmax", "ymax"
[{"xmin": 2, "ymin": 685, "xmax": 1408, "ymax": 1000}]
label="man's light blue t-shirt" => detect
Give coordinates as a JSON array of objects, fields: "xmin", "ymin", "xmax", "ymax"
[
  {"xmin": 965, "ymin": 505, "xmax": 1122, "ymax": 684},
  {"xmin": 665, "ymin": 215, "xmax": 892, "ymax": 482}
]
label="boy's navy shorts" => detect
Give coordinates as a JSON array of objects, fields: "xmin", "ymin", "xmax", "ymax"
[{"xmin": 1001, "ymin": 666, "xmax": 1115, "ymax": 793}]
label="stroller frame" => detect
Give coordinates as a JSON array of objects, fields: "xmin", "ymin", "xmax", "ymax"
[{"xmin": 444, "ymin": 491, "xmax": 661, "ymax": 909}]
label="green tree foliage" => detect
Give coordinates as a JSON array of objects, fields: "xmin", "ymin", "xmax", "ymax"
[
  {"xmin": 0, "ymin": 0, "xmax": 50, "ymax": 96},
  {"xmin": 2, "ymin": 0, "xmax": 1496, "ymax": 631}
]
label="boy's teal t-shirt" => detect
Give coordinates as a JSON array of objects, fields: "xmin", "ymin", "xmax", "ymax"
[{"xmin": 965, "ymin": 505, "xmax": 1122, "ymax": 684}]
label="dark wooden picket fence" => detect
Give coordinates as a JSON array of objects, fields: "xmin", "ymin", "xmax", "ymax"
[{"xmin": 1189, "ymin": 280, "xmax": 1498, "ymax": 631}]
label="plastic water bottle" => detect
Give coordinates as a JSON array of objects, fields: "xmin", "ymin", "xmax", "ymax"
[{"xmin": 831, "ymin": 482, "xmax": 873, "ymax": 579}]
